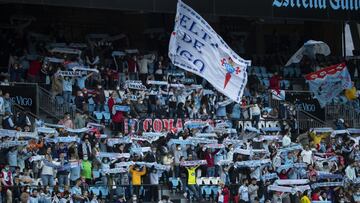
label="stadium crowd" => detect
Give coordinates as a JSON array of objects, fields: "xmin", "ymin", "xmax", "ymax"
[{"xmin": 0, "ymin": 26, "xmax": 359, "ymax": 203}]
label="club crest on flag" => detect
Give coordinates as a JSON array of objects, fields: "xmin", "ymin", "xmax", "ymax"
[{"xmin": 221, "ymin": 57, "xmax": 241, "ymax": 89}]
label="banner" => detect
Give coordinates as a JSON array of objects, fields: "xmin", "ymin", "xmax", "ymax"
[
  {"xmin": 0, "ymin": 129, "xmax": 18, "ymax": 137},
  {"xmin": 195, "ymin": 133, "xmax": 217, "ymax": 138},
  {"xmin": 125, "ymin": 81, "xmax": 147, "ymax": 90},
  {"xmin": 114, "ymin": 105, "xmax": 130, "ymax": 112},
  {"xmin": 216, "ymin": 159, "xmax": 233, "ymax": 166},
  {"xmin": 204, "ymin": 144, "xmax": 224, "ymax": 149},
  {"xmin": 261, "ymin": 173, "xmax": 278, "ymax": 180},
  {"xmin": 72, "ymin": 67, "xmax": 99, "ymax": 73},
  {"xmin": 44, "ymin": 57, "xmax": 64, "ymax": 63},
  {"xmin": 305, "ymin": 63, "xmax": 352, "ymax": 107},
  {"xmin": 65, "ymin": 127, "xmax": 89, "ymax": 133},
  {"xmin": 97, "ymin": 152, "xmax": 130, "ymax": 159},
  {"xmin": 100, "ymin": 167, "xmax": 128, "ymax": 174},
  {"xmin": 0, "ymin": 141, "xmax": 28, "ymax": 148},
  {"xmin": 107, "ymin": 138, "xmax": 132, "ymax": 146},
  {"xmin": 56, "ymin": 71, "xmax": 83, "ymax": 77},
  {"xmin": 37, "ymin": 127, "xmax": 57, "ymax": 134},
  {"xmin": 181, "ymin": 160, "xmax": 207, "ymax": 166},
  {"xmin": 235, "ymin": 159, "xmax": 271, "ymax": 168},
  {"xmin": 268, "ymin": 184, "xmax": 310, "ymax": 194},
  {"xmin": 0, "ymin": 83, "xmax": 38, "ymax": 114},
  {"xmin": 286, "ymin": 91, "xmax": 325, "ymax": 120},
  {"xmin": 29, "ymin": 155, "xmax": 45, "ymax": 162},
  {"xmin": 275, "ymin": 179, "xmax": 309, "ymax": 185},
  {"xmin": 147, "ymin": 80, "xmax": 168, "ymax": 86},
  {"xmin": 218, "ymin": 99, "xmax": 233, "ymax": 107},
  {"xmin": 124, "ymin": 118, "xmax": 218, "ymax": 134},
  {"xmin": 311, "ymin": 182, "xmax": 344, "ymax": 189},
  {"xmin": 168, "ymin": 0, "xmax": 250, "ymax": 103},
  {"xmin": 271, "ymin": 89, "xmax": 285, "ymax": 100}
]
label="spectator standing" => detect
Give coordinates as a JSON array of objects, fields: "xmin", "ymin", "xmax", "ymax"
[
  {"xmin": 217, "ymin": 182, "xmax": 230, "ymax": 203},
  {"xmin": 269, "ymin": 72, "xmax": 281, "ymax": 92},
  {"xmin": 138, "ymin": 54, "xmax": 155, "ymax": 84},
  {"xmin": 238, "ymin": 179, "xmax": 250, "ymax": 203},
  {"xmin": 3, "ymin": 92, "xmax": 12, "ymax": 113},
  {"xmin": 129, "ymin": 165, "xmax": 147, "ymax": 197},
  {"xmin": 127, "ymin": 55, "xmax": 139, "ymax": 80},
  {"xmin": 62, "ymin": 76, "xmax": 74, "ymax": 104}
]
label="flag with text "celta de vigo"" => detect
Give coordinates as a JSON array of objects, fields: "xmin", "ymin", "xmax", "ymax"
[{"xmin": 168, "ymin": 0, "xmax": 251, "ymax": 103}]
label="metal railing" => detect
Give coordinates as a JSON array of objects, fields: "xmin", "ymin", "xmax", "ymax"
[
  {"xmin": 11, "ymin": 103, "xmax": 39, "ymax": 131},
  {"xmin": 38, "ymin": 86, "xmax": 98, "ymax": 123},
  {"xmin": 297, "ymin": 109, "xmax": 328, "ymax": 130},
  {"xmin": 325, "ymin": 104, "xmax": 360, "ymax": 128}
]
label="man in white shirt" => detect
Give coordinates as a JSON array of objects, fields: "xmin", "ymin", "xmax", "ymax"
[
  {"xmin": 282, "ymin": 134, "xmax": 291, "ymax": 147},
  {"xmin": 138, "ymin": 54, "xmax": 155, "ymax": 84},
  {"xmin": 301, "ymin": 145, "xmax": 313, "ymax": 165},
  {"xmin": 345, "ymin": 161, "xmax": 357, "ymax": 181},
  {"xmin": 238, "ymin": 179, "xmax": 250, "ymax": 203}
]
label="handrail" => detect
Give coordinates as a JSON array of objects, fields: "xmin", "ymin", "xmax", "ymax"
[
  {"xmin": 297, "ymin": 108, "xmax": 327, "ymax": 125},
  {"xmin": 12, "ymin": 103, "xmax": 39, "ymax": 120},
  {"xmin": 38, "ymin": 86, "xmax": 98, "ymax": 123}
]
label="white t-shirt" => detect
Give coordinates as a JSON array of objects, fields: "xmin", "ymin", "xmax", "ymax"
[
  {"xmin": 282, "ymin": 135, "xmax": 291, "ymax": 147},
  {"xmin": 0, "ymin": 97, "xmax": 4, "ymax": 114},
  {"xmin": 301, "ymin": 150, "xmax": 313, "ymax": 164},
  {"xmin": 238, "ymin": 185, "xmax": 249, "ymax": 201}
]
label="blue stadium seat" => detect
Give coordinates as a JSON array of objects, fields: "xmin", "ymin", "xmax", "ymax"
[{"xmin": 94, "ymin": 111, "xmax": 103, "ymax": 120}]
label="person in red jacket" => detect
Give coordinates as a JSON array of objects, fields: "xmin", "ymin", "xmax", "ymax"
[
  {"xmin": 204, "ymin": 148, "xmax": 219, "ymax": 177},
  {"xmin": 107, "ymin": 92, "xmax": 116, "ymax": 116},
  {"xmin": 127, "ymin": 55, "xmax": 139, "ymax": 80},
  {"xmin": 112, "ymin": 98, "xmax": 124, "ymax": 132},
  {"xmin": 27, "ymin": 58, "xmax": 42, "ymax": 82},
  {"xmin": 269, "ymin": 72, "xmax": 282, "ymax": 93},
  {"xmin": 217, "ymin": 182, "xmax": 230, "ymax": 203}
]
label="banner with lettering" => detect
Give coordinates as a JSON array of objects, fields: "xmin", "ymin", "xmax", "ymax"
[
  {"xmin": 124, "ymin": 118, "xmax": 219, "ymax": 134},
  {"xmin": 286, "ymin": 91, "xmax": 325, "ymax": 120},
  {"xmin": 305, "ymin": 63, "xmax": 352, "ymax": 107},
  {"xmin": 168, "ymin": 0, "xmax": 250, "ymax": 103},
  {"xmin": 0, "ymin": 83, "xmax": 38, "ymax": 114}
]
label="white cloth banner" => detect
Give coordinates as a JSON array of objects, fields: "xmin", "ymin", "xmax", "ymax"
[
  {"xmin": 181, "ymin": 160, "xmax": 207, "ymax": 166},
  {"xmin": 100, "ymin": 167, "xmax": 128, "ymax": 174},
  {"xmin": 195, "ymin": 133, "xmax": 217, "ymax": 138},
  {"xmin": 97, "ymin": 152, "xmax": 130, "ymax": 159},
  {"xmin": 29, "ymin": 155, "xmax": 45, "ymax": 162},
  {"xmin": 37, "ymin": 127, "xmax": 57, "ymax": 134},
  {"xmin": 72, "ymin": 67, "xmax": 99, "ymax": 73},
  {"xmin": 65, "ymin": 127, "xmax": 89, "ymax": 133},
  {"xmin": 147, "ymin": 80, "xmax": 168, "ymax": 86},
  {"xmin": 275, "ymin": 179, "xmax": 309, "ymax": 185},
  {"xmin": 168, "ymin": 0, "xmax": 250, "ymax": 103},
  {"xmin": 0, "ymin": 141, "xmax": 28, "ymax": 148}
]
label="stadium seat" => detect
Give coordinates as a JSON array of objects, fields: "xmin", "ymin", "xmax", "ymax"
[
  {"xmin": 201, "ymin": 185, "xmax": 214, "ymax": 199},
  {"xmin": 94, "ymin": 111, "xmax": 104, "ymax": 121},
  {"xmin": 169, "ymin": 177, "xmax": 182, "ymax": 192},
  {"xmin": 102, "ymin": 112, "xmax": 111, "ymax": 124}
]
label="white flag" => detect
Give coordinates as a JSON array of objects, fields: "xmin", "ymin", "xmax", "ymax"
[{"xmin": 169, "ymin": 0, "xmax": 251, "ymax": 102}]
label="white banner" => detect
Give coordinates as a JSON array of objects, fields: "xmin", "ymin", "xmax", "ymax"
[{"xmin": 168, "ymin": 0, "xmax": 250, "ymax": 103}]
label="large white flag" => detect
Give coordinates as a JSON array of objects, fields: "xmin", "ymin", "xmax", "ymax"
[{"xmin": 168, "ymin": 0, "xmax": 250, "ymax": 103}]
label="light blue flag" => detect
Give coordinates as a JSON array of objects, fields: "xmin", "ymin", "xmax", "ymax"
[{"xmin": 305, "ymin": 63, "xmax": 352, "ymax": 107}]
